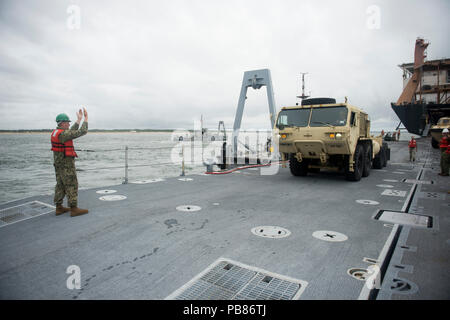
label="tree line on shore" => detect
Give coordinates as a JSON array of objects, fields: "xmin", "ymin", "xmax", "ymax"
[{"xmin": 0, "ymin": 129, "xmax": 175, "ymax": 133}]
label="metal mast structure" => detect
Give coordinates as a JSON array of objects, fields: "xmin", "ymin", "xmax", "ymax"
[{"xmin": 296, "ymin": 72, "xmax": 310, "ymax": 102}]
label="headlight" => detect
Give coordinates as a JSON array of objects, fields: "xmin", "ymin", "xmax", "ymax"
[
  {"xmin": 336, "ymin": 133, "xmax": 342, "ymax": 139},
  {"xmin": 329, "ymin": 133, "xmax": 335, "ymax": 138}
]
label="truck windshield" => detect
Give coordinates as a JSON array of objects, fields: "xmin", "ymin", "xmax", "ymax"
[
  {"xmin": 310, "ymin": 106, "xmax": 348, "ymax": 127},
  {"xmin": 276, "ymin": 108, "xmax": 311, "ymax": 128}
]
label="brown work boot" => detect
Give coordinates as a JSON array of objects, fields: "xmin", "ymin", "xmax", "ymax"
[
  {"xmin": 70, "ymin": 207, "xmax": 89, "ymax": 217},
  {"xmin": 55, "ymin": 204, "xmax": 70, "ymax": 216}
]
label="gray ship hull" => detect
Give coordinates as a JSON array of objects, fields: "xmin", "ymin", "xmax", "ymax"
[
  {"xmin": 391, "ymin": 102, "xmax": 450, "ymax": 136},
  {"xmin": 0, "ymin": 138, "xmax": 449, "ymax": 300}
]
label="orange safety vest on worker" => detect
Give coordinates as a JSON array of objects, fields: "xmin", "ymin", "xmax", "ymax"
[
  {"xmin": 439, "ymin": 136, "xmax": 449, "ymax": 149},
  {"xmin": 408, "ymin": 139, "xmax": 417, "ymax": 148},
  {"xmin": 51, "ymin": 129, "xmax": 78, "ymax": 157}
]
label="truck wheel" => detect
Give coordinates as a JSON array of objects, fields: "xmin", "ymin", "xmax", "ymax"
[
  {"xmin": 362, "ymin": 145, "xmax": 371, "ymax": 177},
  {"xmin": 289, "ymin": 154, "xmax": 309, "ymax": 176},
  {"xmin": 346, "ymin": 144, "xmax": 363, "ymax": 181},
  {"xmin": 373, "ymin": 147, "xmax": 383, "ymax": 169},
  {"xmin": 380, "ymin": 143, "xmax": 388, "ymax": 167},
  {"xmin": 382, "ymin": 148, "xmax": 387, "ymax": 167},
  {"xmin": 431, "ymin": 138, "xmax": 439, "ymax": 149}
]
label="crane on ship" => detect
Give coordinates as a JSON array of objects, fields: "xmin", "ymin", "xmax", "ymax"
[{"xmin": 396, "ymin": 38, "xmax": 429, "ymax": 105}]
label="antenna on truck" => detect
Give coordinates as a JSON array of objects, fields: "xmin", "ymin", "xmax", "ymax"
[{"xmin": 297, "ymin": 72, "xmax": 310, "ymax": 101}]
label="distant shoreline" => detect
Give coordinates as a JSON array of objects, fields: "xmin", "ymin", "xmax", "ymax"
[{"xmin": 0, "ymin": 129, "xmax": 176, "ymax": 134}]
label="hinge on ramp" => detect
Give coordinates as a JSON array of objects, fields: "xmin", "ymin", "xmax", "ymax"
[{"xmin": 422, "ymin": 123, "xmax": 431, "ymax": 137}]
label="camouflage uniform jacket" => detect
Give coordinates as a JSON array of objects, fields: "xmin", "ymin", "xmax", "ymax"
[{"xmin": 53, "ymin": 122, "xmax": 88, "ymax": 168}]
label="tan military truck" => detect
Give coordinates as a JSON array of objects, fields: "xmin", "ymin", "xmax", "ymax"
[
  {"xmin": 274, "ymin": 98, "xmax": 390, "ymax": 181},
  {"xmin": 430, "ymin": 117, "xmax": 450, "ymax": 149}
]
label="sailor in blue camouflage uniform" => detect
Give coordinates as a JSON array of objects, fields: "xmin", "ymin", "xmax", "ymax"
[{"xmin": 51, "ymin": 108, "xmax": 89, "ymax": 217}]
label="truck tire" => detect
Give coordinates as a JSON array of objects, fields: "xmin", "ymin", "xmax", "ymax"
[
  {"xmin": 362, "ymin": 144, "xmax": 371, "ymax": 177},
  {"xmin": 289, "ymin": 154, "xmax": 309, "ymax": 176},
  {"xmin": 381, "ymin": 143, "xmax": 388, "ymax": 167},
  {"xmin": 382, "ymin": 148, "xmax": 387, "ymax": 167},
  {"xmin": 385, "ymin": 146, "xmax": 391, "ymax": 161},
  {"xmin": 431, "ymin": 138, "xmax": 439, "ymax": 149},
  {"xmin": 346, "ymin": 144, "xmax": 363, "ymax": 181},
  {"xmin": 373, "ymin": 147, "xmax": 383, "ymax": 169}
]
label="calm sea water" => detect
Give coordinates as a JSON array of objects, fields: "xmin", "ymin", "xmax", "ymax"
[
  {"xmin": 0, "ymin": 132, "xmax": 207, "ymax": 204},
  {"xmin": 0, "ymin": 130, "xmax": 416, "ymax": 204}
]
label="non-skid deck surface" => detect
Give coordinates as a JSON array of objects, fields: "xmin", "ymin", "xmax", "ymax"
[{"xmin": 0, "ymin": 138, "xmax": 448, "ymax": 299}]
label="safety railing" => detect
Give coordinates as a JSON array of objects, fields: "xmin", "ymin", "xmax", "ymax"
[
  {"xmin": 75, "ymin": 144, "xmax": 207, "ymax": 184},
  {"xmin": 73, "ymin": 130, "xmax": 273, "ymax": 184}
]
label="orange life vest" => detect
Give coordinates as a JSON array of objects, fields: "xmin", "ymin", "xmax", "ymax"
[
  {"xmin": 408, "ymin": 140, "xmax": 416, "ymax": 148},
  {"xmin": 51, "ymin": 129, "xmax": 78, "ymax": 157},
  {"xmin": 439, "ymin": 137, "xmax": 449, "ymax": 149}
]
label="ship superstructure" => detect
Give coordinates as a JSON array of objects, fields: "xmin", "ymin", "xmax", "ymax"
[{"xmin": 391, "ymin": 38, "xmax": 450, "ymax": 136}]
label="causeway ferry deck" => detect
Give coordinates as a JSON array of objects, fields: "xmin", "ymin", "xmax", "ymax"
[{"xmin": 0, "ymin": 137, "xmax": 449, "ymax": 300}]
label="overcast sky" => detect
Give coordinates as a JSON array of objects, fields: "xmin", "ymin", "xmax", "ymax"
[{"xmin": 0, "ymin": 0, "xmax": 449, "ymax": 131}]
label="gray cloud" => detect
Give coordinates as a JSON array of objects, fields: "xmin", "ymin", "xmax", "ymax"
[{"xmin": 0, "ymin": 0, "xmax": 449, "ymax": 130}]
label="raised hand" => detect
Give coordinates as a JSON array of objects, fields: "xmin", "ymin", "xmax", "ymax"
[
  {"xmin": 76, "ymin": 109, "xmax": 83, "ymax": 123},
  {"xmin": 83, "ymin": 107, "xmax": 88, "ymax": 122}
]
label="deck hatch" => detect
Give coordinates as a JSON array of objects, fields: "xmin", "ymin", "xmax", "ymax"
[
  {"xmin": 166, "ymin": 258, "xmax": 307, "ymax": 300},
  {"xmin": 0, "ymin": 201, "xmax": 55, "ymax": 227},
  {"xmin": 381, "ymin": 189, "xmax": 407, "ymax": 197},
  {"xmin": 312, "ymin": 230, "xmax": 348, "ymax": 242},
  {"xmin": 251, "ymin": 226, "xmax": 291, "ymax": 239},
  {"xmin": 417, "ymin": 191, "xmax": 446, "ymax": 200},
  {"xmin": 98, "ymin": 195, "xmax": 127, "ymax": 201},
  {"xmin": 356, "ymin": 200, "xmax": 379, "ymax": 205},
  {"xmin": 176, "ymin": 205, "xmax": 202, "ymax": 212},
  {"xmin": 131, "ymin": 178, "xmax": 165, "ymax": 184},
  {"xmin": 374, "ymin": 210, "xmax": 432, "ymax": 228},
  {"xmin": 96, "ymin": 189, "xmax": 117, "ymax": 194}
]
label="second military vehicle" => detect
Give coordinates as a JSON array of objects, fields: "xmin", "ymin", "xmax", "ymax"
[
  {"xmin": 275, "ymin": 98, "xmax": 390, "ymax": 181},
  {"xmin": 430, "ymin": 117, "xmax": 450, "ymax": 148}
]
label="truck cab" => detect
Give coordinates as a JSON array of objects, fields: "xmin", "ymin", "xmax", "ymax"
[{"xmin": 274, "ymin": 98, "xmax": 388, "ymax": 181}]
